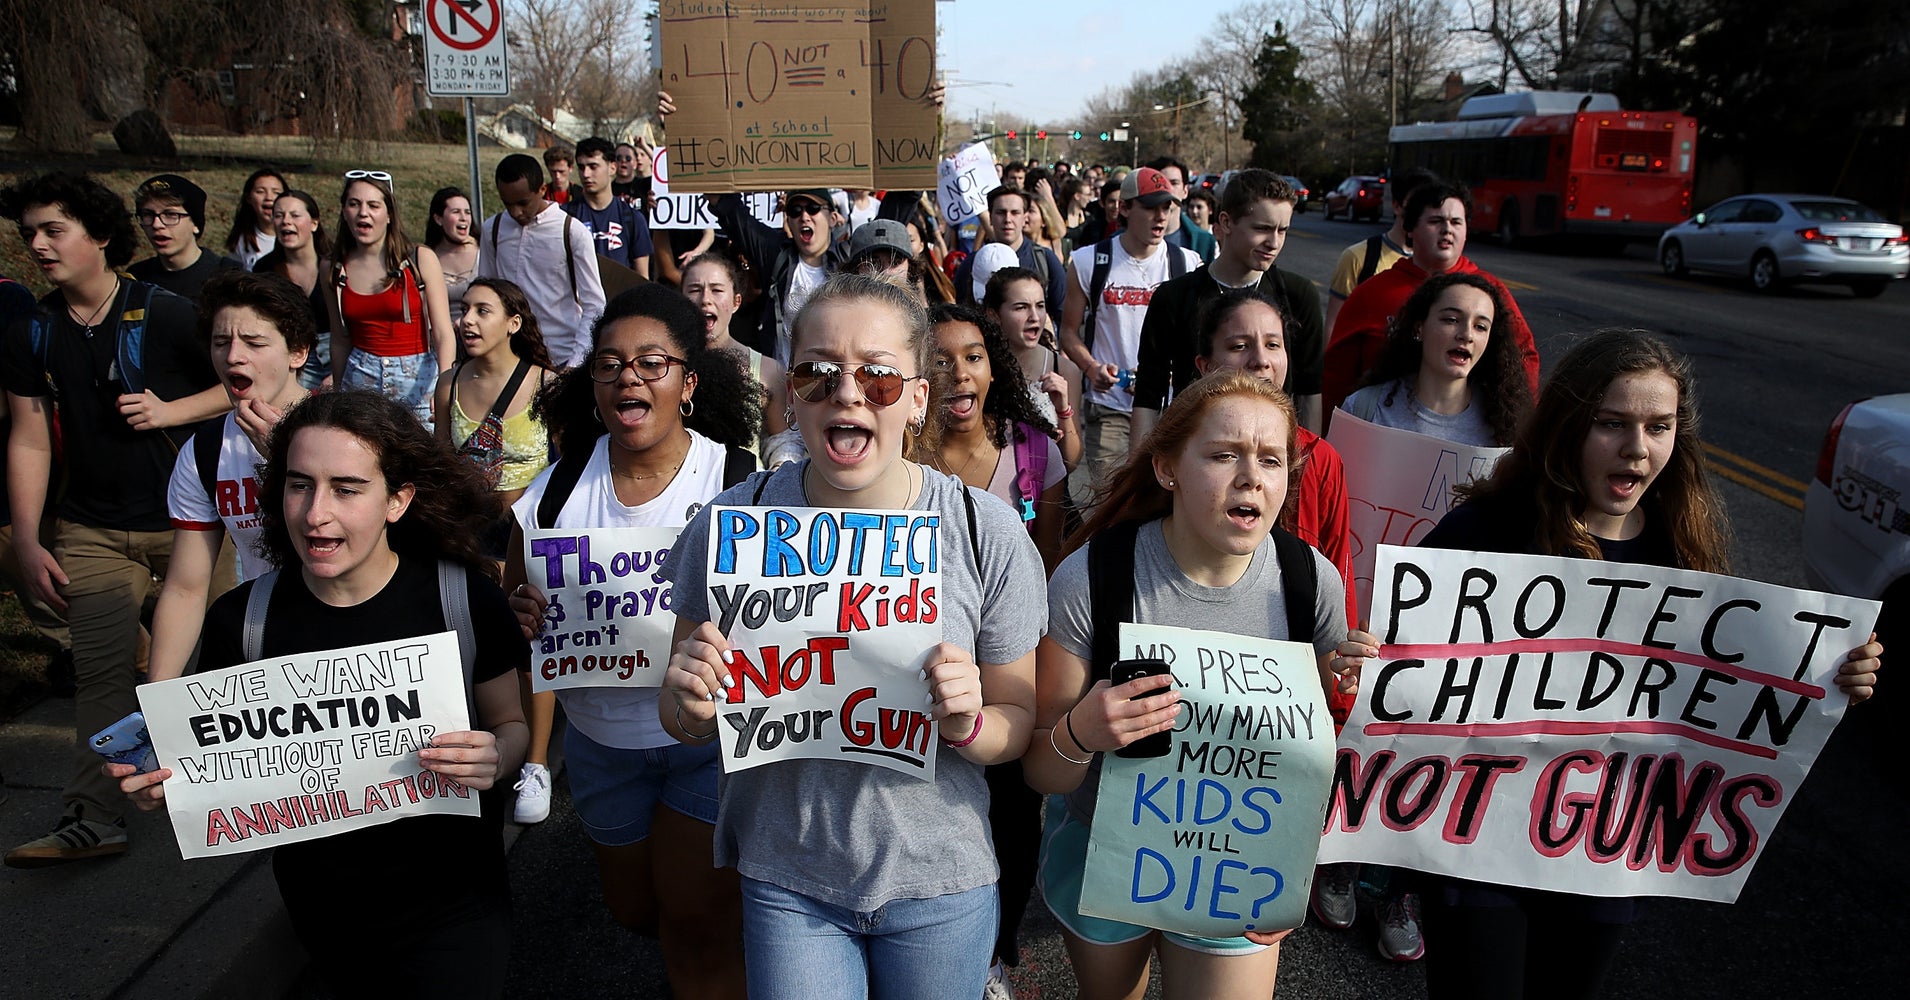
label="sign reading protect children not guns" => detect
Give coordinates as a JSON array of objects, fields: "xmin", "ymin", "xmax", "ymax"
[{"xmin": 659, "ymin": 0, "xmax": 941, "ymax": 191}]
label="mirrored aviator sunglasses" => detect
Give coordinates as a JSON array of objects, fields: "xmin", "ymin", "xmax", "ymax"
[{"xmin": 788, "ymin": 361, "xmax": 917, "ymax": 407}]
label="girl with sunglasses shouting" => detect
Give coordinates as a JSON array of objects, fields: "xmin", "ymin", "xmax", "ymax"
[
  {"xmin": 327, "ymin": 170, "xmax": 457, "ymax": 431},
  {"xmin": 660, "ymin": 274, "xmax": 1048, "ymax": 1000},
  {"xmin": 503, "ymin": 284, "xmax": 761, "ymax": 997}
]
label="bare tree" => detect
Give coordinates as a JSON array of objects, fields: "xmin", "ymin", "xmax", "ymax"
[
  {"xmin": 2, "ymin": 0, "xmax": 109, "ymax": 153},
  {"xmin": 1457, "ymin": 0, "xmax": 1602, "ymax": 89},
  {"xmin": 509, "ymin": 0, "xmax": 642, "ymax": 122}
]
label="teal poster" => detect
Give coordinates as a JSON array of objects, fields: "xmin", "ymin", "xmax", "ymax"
[{"xmin": 1079, "ymin": 623, "xmax": 1336, "ymax": 937}]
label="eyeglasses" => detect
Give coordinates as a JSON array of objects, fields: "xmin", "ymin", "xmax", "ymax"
[
  {"xmin": 586, "ymin": 353, "xmax": 688, "ymax": 384},
  {"xmin": 788, "ymin": 361, "xmax": 920, "ymax": 407},
  {"xmin": 787, "ymin": 201, "xmax": 827, "ymax": 217},
  {"xmin": 344, "ymin": 170, "xmax": 393, "ymax": 183},
  {"xmin": 135, "ymin": 209, "xmax": 190, "ymax": 227}
]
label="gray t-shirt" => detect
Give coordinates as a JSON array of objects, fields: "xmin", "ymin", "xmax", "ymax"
[
  {"xmin": 665, "ymin": 460, "xmax": 1047, "ymax": 909},
  {"xmin": 1342, "ymin": 377, "xmax": 1499, "ymax": 447},
  {"xmin": 1047, "ymin": 519, "xmax": 1347, "ymax": 824}
]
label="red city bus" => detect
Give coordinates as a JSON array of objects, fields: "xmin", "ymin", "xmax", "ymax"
[{"xmin": 1389, "ymin": 92, "xmax": 1698, "ymax": 246}]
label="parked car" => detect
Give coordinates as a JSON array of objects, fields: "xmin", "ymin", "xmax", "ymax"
[
  {"xmin": 1194, "ymin": 172, "xmax": 1223, "ymax": 192},
  {"xmin": 1658, "ymin": 194, "xmax": 1908, "ymax": 297},
  {"xmin": 1281, "ymin": 175, "xmax": 1311, "ymax": 213},
  {"xmin": 1323, "ymin": 175, "xmax": 1386, "ymax": 222},
  {"xmin": 1803, "ymin": 393, "xmax": 1908, "ymax": 716}
]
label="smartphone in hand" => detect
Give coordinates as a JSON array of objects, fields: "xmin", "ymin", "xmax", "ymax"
[
  {"xmin": 1110, "ymin": 658, "xmax": 1173, "ymax": 759},
  {"xmin": 90, "ymin": 711, "xmax": 158, "ymax": 774}
]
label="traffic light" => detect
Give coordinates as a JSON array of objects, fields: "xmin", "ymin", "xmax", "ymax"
[
  {"xmin": 1036, "ymin": 130, "xmax": 1048, "ymax": 140},
  {"xmin": 1099, "ymin": 131, "xmax": 1111, "ymax": 141},
  {"xmin": 1070, "ymin": 130, "xmax": 1083, "ymax": 140},
  {"xmin": 1005, "ymin": 130, "xmax": 1017, "ymax": 139}
]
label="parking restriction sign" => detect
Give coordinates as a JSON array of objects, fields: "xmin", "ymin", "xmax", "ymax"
[{"xmin": 425, "ymin": 0, "xmax": 509, "ymax": 96}]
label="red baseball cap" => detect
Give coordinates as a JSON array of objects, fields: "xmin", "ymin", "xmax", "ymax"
[{"xmin": 1120, "ymin": 167, "xmax": 1177, "ymax": 207}]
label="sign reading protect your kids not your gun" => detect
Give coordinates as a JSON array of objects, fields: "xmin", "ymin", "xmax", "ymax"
[
  {"xmin": 705, "ymin": 506, "xmax": 942, "ymax": 780},
  {"xmin": 524, "ymin": 526, "xmax": 684, "ymax": 691},
  {"xmin": 136, "ymin": 632, "xmax": 478, "ymax": 859},
  {"xmin": 1078, "ymin": 623, "xmax": 1336, "ymax": 938},
  {"xmin": 1318, "ymin": 545, "xmax": 1880, "ymax": 902}
]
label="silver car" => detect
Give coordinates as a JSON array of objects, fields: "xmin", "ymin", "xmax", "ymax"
[
  {"xmin": 1803, "ymin": 393, "xmax": 1908, "ymax": 699},
  {"xmin": 1657, "ymin": 194, "xmax": 1907, "ymax": 297}
]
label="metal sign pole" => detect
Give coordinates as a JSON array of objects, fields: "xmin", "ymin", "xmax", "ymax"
[{"xmin": 465, "ymin": 97, "xmax": 483, "ymax": 220}]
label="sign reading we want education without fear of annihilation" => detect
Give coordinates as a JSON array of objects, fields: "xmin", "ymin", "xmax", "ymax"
[{"xmin": 659, "ymin": 0, "xmax": 940, "ymax": 191}]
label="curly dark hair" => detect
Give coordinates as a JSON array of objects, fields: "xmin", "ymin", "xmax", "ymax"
[
  {"xmin": 535, "ymin": 283, "xmax": 763, "ymax": 458},
  {"xmin": 1355, "ymin": 271, "xmax": 1532, "ymax": 446},
  {"xmin": 224, "ymin": 168, "xmax": 289, "ymax": 256},
  {"xmin": 256, "ymin": 390, "xmax": 503, "ymax": 581},
  {"xmin": 199, "ymin": 270, "xmax": 318, "ymax": 354},
  {"xmin": 464, "ymin": 277, "xmax": 555, "ymax": 370},
  {"xmin": 926, "ymin": 303, "xmax": 1056, "ymax": 450},
  {"xmin": 0, "ymin": 172, "xmax": 141, "ymax": 268}
]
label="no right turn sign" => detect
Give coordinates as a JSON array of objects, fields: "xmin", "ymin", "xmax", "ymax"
[{"xmin": 425, "ymin": 0, "xmax": 509, "ymax": 97}]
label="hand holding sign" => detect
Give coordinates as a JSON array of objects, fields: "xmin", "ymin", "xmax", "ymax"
[
  {"xmin": 1068, "ymin": 672, "xmax": 1180, "ymax": 756},
  {"xmin": 665, "ymin": 619, "xmax": 735, "ymax": 737},
  {"xmin": 416, "ymin": 730, "xmax": 502, "ymax": 791},
  {"xmin": 923, "ymin": 642, "xmax": 984, "ymax": 736}
]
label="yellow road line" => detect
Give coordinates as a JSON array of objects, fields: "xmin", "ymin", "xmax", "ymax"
[
  {"xmin": 1703, "ymin": 442, "xmax": 1810, "ymax": 493},
  {"xmin": 1710, "ymin": 463, "xmax": 1805, "ymax": 510},
  {"xmin": 1289, "ymin": 229, "xmax": 1321, "ymax": 240},
  {"xmin": 1499, "ymin": 278, "xmax": 1539, "ymax": 291}
]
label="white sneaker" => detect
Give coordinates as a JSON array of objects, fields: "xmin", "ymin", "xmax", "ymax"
[
  {"xmin": 511, "ymin": 762, "xmax": 551, "ymax": 824},
  {"xmin": 982, "ymin": 960, "xmax": 1015, "ymax": 1000}
]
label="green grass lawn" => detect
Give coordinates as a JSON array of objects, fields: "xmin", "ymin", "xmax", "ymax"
[{"xmin": 1, "ymin": 129, "xmax": 519, "ymax": 294}]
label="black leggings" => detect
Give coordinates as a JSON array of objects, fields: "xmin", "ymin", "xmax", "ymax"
[
  {"xmin": 985, "ymin": 758, "xmax": 1043, "ymax": 966},
  {"xmin": 1421, "ymin": 891, "xmax": 1629, "ymax": 1000}
]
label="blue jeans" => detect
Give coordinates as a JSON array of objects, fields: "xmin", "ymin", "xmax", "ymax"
[
  {"xmin": 740, "ymin": 876, "xmax": 998, "ymax": 1000},
  {"xmin": 343, "ymin": 347, "xmax": 438, "ymax": 431}
]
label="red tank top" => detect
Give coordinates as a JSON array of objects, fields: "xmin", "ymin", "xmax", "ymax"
[{"xmin": 339, "ymin": 270, "xmax": 427, "ymax": 357}]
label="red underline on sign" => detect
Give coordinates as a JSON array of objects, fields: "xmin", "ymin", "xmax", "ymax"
[
  {"xmin": 1380, "ymin": 639, "xmax": 1825, "ymax": 699},
  {"xmin": 1360, "ymin": 719, "xmax": 1779, "ymax": 760}
]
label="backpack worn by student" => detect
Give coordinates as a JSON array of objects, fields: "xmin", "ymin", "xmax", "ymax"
[
  {"xmin": 27, "ymin": 280, "xmax": 164, "ymax": 461},
  {"xmin": 1354, "ymin": 234, "xmax": 1386, "ymax": 286},
  {"xmin": 241, "ymin": 560, "xmax": 480, "ymax": 722},
  {"xmin": 1011, "ymin": 422, "xmax": 1050, "ymax": 523},
  {"xmin": 1080, "ymin": 237, "xmax": 1190, "ymax": 351},
  {"xmin": 1086, "ymin": 519, "xmax": 1316, "ymax": 679},
  {"xmin": 493, "ymin": 213, "xmax": 580, "ymax": 309},
  {"xmin": 531, "ymin": 442, "xmax": 758, "ymax": 531}
]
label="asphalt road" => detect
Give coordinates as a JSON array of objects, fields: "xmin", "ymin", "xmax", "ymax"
[{"xmin": 298, "ymin": 217, "xmax": 1909, "ymax": 999}]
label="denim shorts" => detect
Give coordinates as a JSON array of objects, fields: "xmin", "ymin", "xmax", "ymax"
[
  {"xmin": 562, "ymin": 725, "xmax": 721, "ymax": 847},
  {"xmin": 1036, "ymin": 795, "xmax": 1268, "ymax": 957},
  {"xmin": 343, "ymin": 347, "xmax": 438, "ymax": 431}
]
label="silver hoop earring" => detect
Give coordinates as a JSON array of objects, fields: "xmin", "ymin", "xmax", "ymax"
[
  {"xmin": 680, "ymin": 399, "xmax": 695, "ymax": 417},
  {"xmin": 783, "ymin": 406, "xmax": 795, "ymax": 425},
  {"xmin": 591, "ymin": 408, "xmax": 603, "ymax": 424}
]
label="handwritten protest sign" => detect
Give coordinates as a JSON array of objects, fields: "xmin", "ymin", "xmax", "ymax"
[
  {"xmin": 937, "ymin": 143, "xmax": 999, "ymax": 228},
  {"xmin": 1318, "ymin": 545, "xmax": 1880, "ymax": 902},
  {"xmin": 137, "ymin": 632, "xmax": 477, "ymax": 859},
  {"xmin": 659, "ymin": 0, "xmax": 940, "ymax": 191},
  {"xmin": 704, "ymin": 505, "xmax": 942, "ymax": 779},
  {"xmin": 524, "ymin": 526, "xmax": 683, "ymax": 691},
  {"xmin": 1326, "ymin": 411, "xmax": 1508, "ymax": 616},
  {"xmin": 1079, "ymin": 623, "xmax": 1335, "ymax": 937},
  {"xmin": 649, "ymin": 146, "xmax": 786, "ymax": 231}
]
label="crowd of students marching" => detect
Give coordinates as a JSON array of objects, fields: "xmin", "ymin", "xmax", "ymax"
[{"xmin": 0, "ymin": 133, "xmax": 1883, "ymax": 1000}]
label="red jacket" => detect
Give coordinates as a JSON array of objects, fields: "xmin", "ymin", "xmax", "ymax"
[
  {"xmin": 1285, "ymin": 427, "xmax": 1359, "ymax": 723},
  {"xmin": 1322, "ymin": 255, "xmax": 1542, "ymax": 416}
]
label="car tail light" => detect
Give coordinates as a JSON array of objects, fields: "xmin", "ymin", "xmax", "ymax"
[
  {"xmin": 1885, "ymin": 234, "xmax": 1909, "ymax": 247},
  {"xmin": 1796, "ymin": 228, "xmax": 1840, "ymax": 247},
  {"xmin": 1815, "ymin": 402, "xmax": 1857, "ymax": 485},
  {"xmin": 1358, "ymin": 187, "xmax": 1367, "ymax": 198}
]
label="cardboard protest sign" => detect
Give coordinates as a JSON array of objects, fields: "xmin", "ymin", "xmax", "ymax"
[
  {"xmin": 1079, "ymin": 623, "xmax": 1335, "ymax": 938},
  {"xmin": 523, "ymin": 526, "xmax": 683, "ymax": 691},
  {"xmin": 137, "ymin": 632, "xmax": 477, "ymax": 859},
  {"xmin": 937, "ymin": 142, "xmax": 998, "ymax": 228},
  {"xmin": 704, "ymin": 505, "xmax": 942, "ymax": 779},
  {"xmin": 649, "ymin": 146, "xmax": 786, "ymax": 231},
  {"xmin": 1318, "ymin": 545, "xmax": 1881, "ymax": 902},
  {"xmin": 1326, "ymin": 411, "xmax": 1508, "ymax": 616},
  {"xmin": 659, "ymin": 0, "xmax": 940, "ymax": 191}
]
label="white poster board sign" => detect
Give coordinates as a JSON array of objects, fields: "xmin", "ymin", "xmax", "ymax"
[
  {"xmin": 938, "ymin": 143, "xmax": 999, "ymax": 227},
  {"xmin": 651, "ymin": 147, "xmax": 785, "ymax": 231},
  {"xmin": 523, "ymin": 526, "xmax": 683, "ymax": 691}
]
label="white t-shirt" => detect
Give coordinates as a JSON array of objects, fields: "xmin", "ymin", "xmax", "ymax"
[
  {"xmin": 781, "ymin": 261, "xmax": 829, "ymax": 362},
  {"xmin": 1071, "ymin": 240, "xmax": 1202, "ymax": 412},
  {"xmin": 235, "ymin": 230, "xmax": 277, "ymax": 272},
  {"xmin": 166, "ymin": 413, "xmax": 272, "ymax": 582},
  {"xmin": 511, "ymin": 431, "xmax": 731, "ymax": 749}
]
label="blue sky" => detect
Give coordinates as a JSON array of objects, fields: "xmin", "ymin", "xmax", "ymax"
[{"xmin": 938, "ymin": 0, "xmax": 1243, "ymax": 127}]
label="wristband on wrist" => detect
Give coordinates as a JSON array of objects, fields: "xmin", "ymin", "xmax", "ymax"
[
  {"xmin": 1049, "ymin": 722, "xmax": 1092, "ymax": 765},
  {"xmin": 943, "ymin": 712, "xmax": 984, "ymax": 749},
  {"xmin": 676, "ymin": 702, "xmax": 717, "ymax": 742},
  {"xmin": 1063, "ymin": 708, "xmax": 1098, "ymax": 758},
  {"xmin": 1057, "ymin": 406, "xmax": 1075, "ymax": 419}
]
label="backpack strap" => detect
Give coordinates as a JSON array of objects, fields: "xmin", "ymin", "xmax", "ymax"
[
  {"xmin": 241, "ymin": 569, "xmax": 280, "ymax": 663},
  {"xmin": 194, "ymin": 414, "xmax": 226, "ymax": 510},
  {"xmin": 114, "ymin": 282, "xmax": 155, "ymax": 395},
  {"xmin": 1086, "ymin": 519, "xmax": 1143, "ymax": 681},
  {"xmin": 959, "ymin": 483, "xmax": 981, "ymax": 568},
  {"xmin": 1166, "ymin": 244, "xmax": 1189, "ymax": 280},
  {"xmin": 1012, "ymin": 422, "xmax": 1046, "ymax": 523},
  {"xmin": 1268, "ymin": 526, "xmax": 1318, "ymax": 647},
  {"xmin": 28, "ymin": 309, "xmax": 54, "ymax": 400},
  {"xmin": 1080, "ymin": 238, "xmax": 1115, "ymax": 351},
  {"xmin": 722, "ymin": 445, "xmax": 757, "ymax": 489},
  {"xmin": 564, "ymin": 213, "xmax": 581, "ymax": 307},
  {"xmin": 534, "ymin": 443, "xmax": 596, "ymax": 530},
  {"xmin": 436, "ymin": 559, "xmax": 479, "ymax": 723},
  {"xmin": 1355, "ymin": 234, "xmax": 1384, "ymax": 286},
  {"xmin": 1030, "ymin": 243, "xmax": 1051, "ymax": 291}
]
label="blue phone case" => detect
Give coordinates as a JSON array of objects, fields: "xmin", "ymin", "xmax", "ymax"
[{"xmin": 90, "ymin": 712, "xmax": 158, "ymax": 774}]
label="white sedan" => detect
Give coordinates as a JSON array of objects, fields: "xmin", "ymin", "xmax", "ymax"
[{"xmin": 1803, "ymin": 394, "xmax": 1909, "ymax": 672}]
